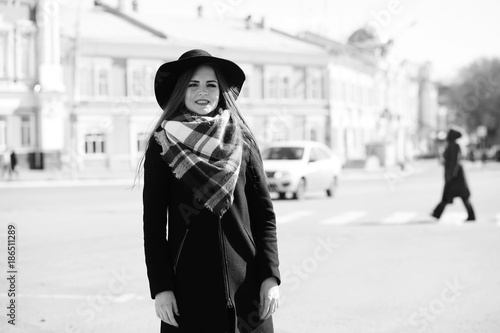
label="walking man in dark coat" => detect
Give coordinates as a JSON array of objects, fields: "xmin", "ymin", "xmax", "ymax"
[{"xmin": 432, "ymin": 128, "xmax": 476, "ymax": 221}]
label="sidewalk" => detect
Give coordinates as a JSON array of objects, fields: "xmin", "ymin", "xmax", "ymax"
[
  {"xmin": 0, "ymin": 167, "xmax": 138, "ymax": 188},
  {"xmin": 2, "ymin": 159, "xmax": 498, "ymax": 189},
  {"xmin": 0, "ymin": 159, "xmax": 447, "ymax": 189},
  {"xmin": 340, "ymin": 158, "xmax": 440, "ymax": 181}
]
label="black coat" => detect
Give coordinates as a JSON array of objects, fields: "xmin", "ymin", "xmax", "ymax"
[
  {"xmin": 143, "ymin": 138, "xmax": 280, "ymax": 333},
  {"xmin": 441, "ymin": 141, "xmax": 470, "ymax": 203}
]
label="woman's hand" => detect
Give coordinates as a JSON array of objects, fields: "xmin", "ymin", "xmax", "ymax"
[
  {"xmin": 259, "ymin": 277, "xmax": 280, "ymax": 321},
  {"xmin": 155, "ymin": 290, "xmax": 180, "ymax": 327}
]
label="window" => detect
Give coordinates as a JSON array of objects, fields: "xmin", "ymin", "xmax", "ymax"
[
  {"xmin": 20, "ymin": 116, "xmax": 31, "ymax": 146},
  {"xmin": 131, "ymin": 69, "xmax": 144, "ymax": 97},
  {"xmin": 317, "ymin": 147, "xmax": 332, "ymax": 160},
  {"xmin": 0, "ymin": 33, "xmax": 7, "ymax": 78},
  {"xmin": 282, "ymin": 77, "xmax": 291, "ymax": 99},
  {"xmin": 78, "ymin": 58, "xmax": 112, "ymax": 99},
  {"xmin": 262, "ymin": 147, "xmax": 304, "ymax": 160},
  {"xmin": 292, "ymin": 67, "xmax": 306, "ymax": 99},
  {"xmin": 0, "ymin": 118, "xmax": 6, "ymax": 150},
  {"xmin": 84, "ymin": 133, "xmax": 105, "ymax": 154},
  {"xmin": 307, "ymin": 68, "xmax": 325, "ymax": 100},
  {"xmin": 127, "ymin": 60, "xmax": 162, "ymax": 100},
  {"xmin": 253, "ymin": 65, "xmax": 264, "ymax": 99},
  {"xmin": 264, "ymin": 66, "xmax": 295, "ymax": 100},
  {"xmin": 15, "ymin": 27, "xmax": 33, "ymax": 80},
  {"xmin": 97, "ymin": 68, "xmax": 109, "ymax": 97},
  {"xmin": 130, "ymin": 65, "xmax": 154, "ymax": 98},
  {"xmin": 267, "ymin": 75, "xmax": 278, "ymax": 99},
  {"xmin": 79, "ymin": 66, "xmax": 93, "ymax": 97},
  {"xmin": 137, "ymin": 132, "xmax": 147, "ymax": 152}
]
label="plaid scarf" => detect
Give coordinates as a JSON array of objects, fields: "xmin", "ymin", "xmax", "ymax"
[{"xmin": 154, "ymin": 109, "xmax": 243, "ymax": 217}]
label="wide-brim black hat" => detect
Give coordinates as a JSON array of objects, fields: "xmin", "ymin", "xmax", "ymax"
[
  {"xmin": 446, "ymin": 128, "xmax": 463, "ymax": 141},
  {"xmin": 154, "ymin": 49, "xmax": 246, "ymax": 110}
]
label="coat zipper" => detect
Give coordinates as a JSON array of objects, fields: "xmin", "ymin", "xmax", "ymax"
[
  {"xmin": 173, "ymin": 228, "xmax": 189, "ymax": 275},
  {"xmin": 218, "ymin": 217, "xmax": 234, "ymax": 309}
]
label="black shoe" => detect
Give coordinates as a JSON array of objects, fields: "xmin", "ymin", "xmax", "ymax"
[
  {"xmin": 465, "ymin": 217, "xmax": 476, "ymax": 222},
  {"xmin": 431, "ymin": 212, "xmax": 440, "ymax": 220}
]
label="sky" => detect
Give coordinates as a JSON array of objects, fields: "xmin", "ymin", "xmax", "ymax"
[{"xmin": 134, "ymin": 0, "xmax": 500, "ymax": 82}]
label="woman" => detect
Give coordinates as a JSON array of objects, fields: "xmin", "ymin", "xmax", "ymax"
[
  {"xmin": 431, "ymin": 128, "xmax": 476, "ymax": 221},
  {"xmin": 142, "ymin": 49, "xmax": 280, "ymax": 333}
]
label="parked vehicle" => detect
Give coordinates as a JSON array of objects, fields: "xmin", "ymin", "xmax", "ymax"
[{"xmin": 261, "ymin": 140, "xmax": 342, "ymax": 200}]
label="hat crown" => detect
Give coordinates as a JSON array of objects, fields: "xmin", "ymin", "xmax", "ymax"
[{"xmin": 178, "ymin": 49, "xmax": 212, "ymax": 61}]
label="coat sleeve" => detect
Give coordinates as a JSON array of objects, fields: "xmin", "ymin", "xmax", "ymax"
[
  {"xmin": 444, "ymin": 143, "xmax": 459, "ymax": 182},
  {"xmin": 245, "ymin": 148, "xmax": 281, "ymax": 285},
  {"xmin": 143, "ymin": 138, "xmax": 175, "ymax": 299}
]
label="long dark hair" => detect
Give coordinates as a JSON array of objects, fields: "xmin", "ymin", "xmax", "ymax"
[{"xmin": 133, "ymin": 63, "xmax": 258, "ymax": 185}]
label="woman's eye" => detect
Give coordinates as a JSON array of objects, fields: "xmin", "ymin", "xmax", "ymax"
[{"xmin": 188, "ymin": 83, "xmax": 198, "ymax": 87}]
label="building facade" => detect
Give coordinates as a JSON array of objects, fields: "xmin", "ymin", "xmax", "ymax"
[
  {"xmin": 59, "ymin": 1, "xmax": 330, "ymax": 171},
  {"xmin": 0, "ymin": 0, "xmax": 38, "ymax": 168},
  {"xmin": 1, "ymin": 0, "xmax": 438, "ymax": 173}
]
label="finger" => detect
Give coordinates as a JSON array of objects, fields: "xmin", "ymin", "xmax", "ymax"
[
  {"xmin": 258, "ymin": 290, "xmax": 265, "ymax": 318},
  {"xmin": 261, "ymin": 298, "xmax": 276, "ymax": 321},
  {"xmin": 165, "ymin": 305, "xmax": 179, "ymax": 327},
  {"xmin": 260, "ymin": 296, "xmax": 271, "ymax": 320},
  {"xmin": 172, "ymin": 297, "xmax": 180, "ymax": 316},
  {"xmin": 156, "ymin": 304, "xmax": 175, "ymax": 327}
]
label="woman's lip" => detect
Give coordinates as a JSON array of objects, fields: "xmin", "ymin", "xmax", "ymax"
[{"xmin": 195, "ymin": 100, "xmax": 210, "ymax": 104}]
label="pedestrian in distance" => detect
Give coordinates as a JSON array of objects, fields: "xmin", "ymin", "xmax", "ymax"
[
  {"xmin": 431, "ymin": 128, "xmax": 476, "ymax": 222},
  {"xmin": 9, "ymin": 149, "xmax": 18, "ymax": 180},
  {"xmin": 141, "ymin": 49, "xmax": 280, "ymax": 333}
]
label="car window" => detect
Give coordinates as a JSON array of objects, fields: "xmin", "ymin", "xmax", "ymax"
[
  {"xmin": 262, "ymin": 147, "xmax": 304, "ymax": 160},
  {"xmin": 317, "ymin": 147, "xmax": 332, "ymax": 160},
  {"xmin": 310, "ymin": 148, "xmax": 328, "ymax": 161},
  {"xmin": 309, "ymin": 148, "xmax": 319, "ymax": 162}
]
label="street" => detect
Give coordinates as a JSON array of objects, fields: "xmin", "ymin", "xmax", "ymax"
[{"xmin": 1, "ymin": 161, "xmax": 500, "ymax": 333}]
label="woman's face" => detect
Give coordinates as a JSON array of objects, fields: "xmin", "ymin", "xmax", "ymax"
[{"xmin": 184, "ymin": 65, "xmax": 220, "ymax": 115}]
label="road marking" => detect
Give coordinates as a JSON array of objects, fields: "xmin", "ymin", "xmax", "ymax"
[
  {"xmin": 0, "ymin": 293, "xmax": 145, "ymax": 302},
  {"xmin": 277, "ymin": 210, "xmax": 314, "ymax": 224},
  {"xmin": 320, "ymin": 211, "xmax": 367, "ymax": 225},
  {"xmin": 440, "ymin": 212, "xmax": 467, "ymax": 225},
  {"xmin": 381, "ymin": 211, "xmax": 418, "ymax": 224}
]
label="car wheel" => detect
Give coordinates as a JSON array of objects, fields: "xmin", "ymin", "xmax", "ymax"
[
  {"xmin": 278, "ymin": 192, "xmax": 287, "ymax": 200},
  {"xmin": 293, "ymin": 179, "xmax": 306, "ymax": 200},
  {"xmin": 326, "ymin": 176, "xmax": 338, "ymax": 197}
]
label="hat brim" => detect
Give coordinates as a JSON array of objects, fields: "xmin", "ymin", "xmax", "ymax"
[{"xmin": 154, "ymin": 55, "xmax": 245, "ymax": 110}]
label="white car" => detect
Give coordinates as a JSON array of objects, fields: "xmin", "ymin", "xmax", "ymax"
[{"xmin": 261, "ymin": 140, "xmax": 342, "ymax": 200}]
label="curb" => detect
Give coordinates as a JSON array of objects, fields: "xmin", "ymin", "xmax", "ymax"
[{"xmin": 0, "ymin": 178, "xmax": 138, "ymax": 189}]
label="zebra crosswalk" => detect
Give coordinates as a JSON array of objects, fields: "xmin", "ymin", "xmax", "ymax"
[
  {"xmin": 320, "ymin": 211, "xmax": 367, "ymax": 225},
  {"xmin": 275, "ymin": 210, "xmax": 491, "ymax": 226}
]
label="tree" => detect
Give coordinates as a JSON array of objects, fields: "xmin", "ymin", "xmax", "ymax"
[{"xmin": 440, "ymin": 58, "xmax": 500, "ymax": 145}]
